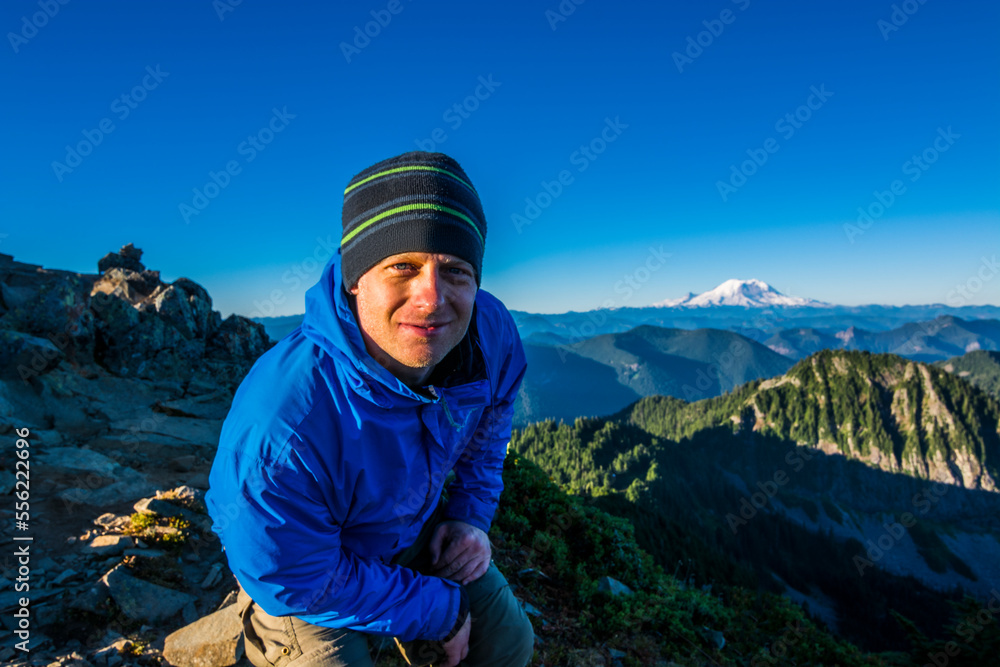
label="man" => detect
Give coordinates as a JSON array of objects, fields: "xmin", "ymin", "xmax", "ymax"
[{"xmin": 206, "ymin": 151, "xmax": 533, "ymax": 667}]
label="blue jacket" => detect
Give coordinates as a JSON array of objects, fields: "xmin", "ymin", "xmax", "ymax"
[{"xmin": 206, "ymin": 249, "xmax": 526, "ymax": 641}]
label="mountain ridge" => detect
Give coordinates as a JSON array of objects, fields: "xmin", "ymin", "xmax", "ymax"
[{"xmin": 652, "ymin": 278, "xmax": 830, "ymax": 308}]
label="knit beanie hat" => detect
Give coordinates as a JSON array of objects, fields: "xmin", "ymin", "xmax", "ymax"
[{"xmin": 340, "ymin": 151, "xmax": 487, "ymax": 290}]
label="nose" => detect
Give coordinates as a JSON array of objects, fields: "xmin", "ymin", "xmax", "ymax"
[{"xmin": 410, "ymin": 264, "xmax": 446, "ymax": 309}]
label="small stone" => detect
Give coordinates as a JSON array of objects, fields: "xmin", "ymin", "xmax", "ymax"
[
  {"xmin": 201, "ymin": 563, "xmax": 223, "ymax": 589},
  {"xmin": 51, "ymin": 568, "xmax": 78, "ymax": 586},
  {"xmin": 597, "ymin": 576, "xmax": 634, "ymax": 597},
  {"xmin": 700, "ymin": 627, "xmax": 725, "ymax": 650},
  {"xmin": 37, "ymin": 556, "xmax": 59, "ymax": 572},
  {"xmin": 520, "ymin": 601, "xmax": 542, "ymax": 617}
]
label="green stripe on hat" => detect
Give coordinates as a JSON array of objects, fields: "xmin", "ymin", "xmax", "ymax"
[
  {"xmin": 343, "ymin": 165, "xmax": 477, "ymax": 196},
  {"xmin": 341, "ymin": 203, "xmax": 485, "ymax": 248}
]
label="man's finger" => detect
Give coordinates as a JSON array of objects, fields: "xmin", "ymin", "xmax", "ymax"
[
  {"xmin": 462, "ymin": 558, "xmax": 490, "ymax": 585},
  {"xmin": 440, "ymin": 540, "xmax": 474, "ymax": 570},
  {"xmin": 449, "ymin": 553, "xmax": 489, "ymax": 583}
]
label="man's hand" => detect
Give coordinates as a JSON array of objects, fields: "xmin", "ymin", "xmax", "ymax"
[
  {"xmin": 428, "ymin": 520, "xmax": 490, "ymax": 585},
  {"xmin": 441, "ymin": 612, "xmax": 471, "ymax": 666}
]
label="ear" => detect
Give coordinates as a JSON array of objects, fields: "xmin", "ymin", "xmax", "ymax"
[{"xmin": 348, "ymin": 282, "xmax": 359, "ymax": 295}]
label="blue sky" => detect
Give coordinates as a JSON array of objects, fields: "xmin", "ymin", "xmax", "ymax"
[{"xmin": 2, "ymin": 0, "xmax": 998, "ymax": 316}]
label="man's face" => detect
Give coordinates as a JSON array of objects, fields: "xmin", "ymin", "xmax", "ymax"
[{"xmin": 348, "ymin": 252, "xmax": 477, "ymax": 387}]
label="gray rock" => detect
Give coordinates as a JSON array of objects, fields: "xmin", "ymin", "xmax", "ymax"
[
  {"xmin": 97, "ymin": 243, "xmax": 146, "ymax": 274},
  {"xmin": 596, "ymin": 576, "xmax": 634, "ymax": 597},
  {"xmin": 699, "ymin": 627, "xmax": 725, "ymax": 650},
  {"xmin": 0, "ymin": 330, "xmax": 65, "ymax": 381},
  {"xmin": 154, "ymin": 391, "xmax": 232, "ymax": 421},
  {"xmin": 162, "ymin": 603, "xmax": 244, "ymax": 667},
  {"xmin": 59, "ymin": 467, "xmax": 154, "ymax": 507},
  {"xmin": 134, "ymin": 496, "xmax": 212, "ymax": 532},
  {"xmin": 93, "ymin": 513, "xmax": 130, "ymax": 532},
  {"xmin": 38, "ymin": 447, "xmax": 118, "ymax": 478},
  {"xmin": 182, "ymin": 601, "xmax": 198, "ymax": 625},
  {"xmin": 123, "ymin": 548, "xmax": 168, "ymax": 559},
  {"xmin": 0, "ymin": 470, "xmax": 14, "ymax": 495},
  {"xmin": 185, "ymin": 376, "xmax": 222, "ymax": 396},
  {"xmin": 83, "ymin": 536, "xmax": 134, "ymax": 557},
  {"xmin": 69, "ymin": 572, "xmax": 108, "ymax": 611},
  {"xmin": 37, "ymin": 556, "xmax": 58, "ymax": 572},
  {"xmin": 101, "ymin": 564, "xmax": 196, "ymax": 623},
  {"xmin": 168, "ymin": 455, "xmax": 201, "ymax": 472},
  {"xmin": 200, "ymin": 563, "xmax": 224, "ymax": 589},
  {"xmin": 51, "ymin": 568, "xmax": 79, "ymax": 586},
  {"xmin": 520, "ymin": 600, "xmax": 542, "ymax": 617}
]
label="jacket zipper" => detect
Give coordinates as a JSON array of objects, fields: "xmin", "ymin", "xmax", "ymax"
[{"xmin": 428, "ymin": 385, "xmax": 461, "ymax": 430}]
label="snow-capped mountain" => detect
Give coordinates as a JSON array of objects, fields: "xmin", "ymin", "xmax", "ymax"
[{"xmin": 652, "ymin": 279, "xmax": 829, "ymax": 308}]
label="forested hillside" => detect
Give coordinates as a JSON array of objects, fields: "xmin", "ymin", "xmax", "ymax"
[
  {"xmin": 510, "ymin": 350, "xmax": 1000, "ymax": 661},
  {"xmin": 935, "ymin": 350, "xmax": 1000, "ymax": 400}
]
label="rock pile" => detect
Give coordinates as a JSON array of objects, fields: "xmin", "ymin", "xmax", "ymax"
[{"xmin": 0, "ymin": 244, "xmax": 271, "ymax": 389}]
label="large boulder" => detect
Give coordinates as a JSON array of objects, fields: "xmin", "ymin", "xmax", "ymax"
[
  {"xmin": 162, "ymin": 604, "xmax": 244, "ymax": 667},
  {"xmin": 0, "ymin": 329, "xmax": 65, "ymax": 381},
  {"xmin": 101, "ymin": 563, "xmax": 197, "ymax": 623},
  {"xmin": 207, "ymin": 315, "xmax": 270, "ymax": 372},
  {"xmin": 0, "ymin": 267, "xmax": 95, "ymax": 360},
  {"xmin": 97, "ymin": 242, "xmax": 146, "ymax": 274},
  {"xmin": 150, "ymin": 279, "xmax": 218, "ymax": 341}
]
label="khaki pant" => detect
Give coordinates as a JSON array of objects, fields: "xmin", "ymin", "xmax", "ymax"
[{"xmin": 236, "ymin": 508, "xmax": 534, "ymax": 667}]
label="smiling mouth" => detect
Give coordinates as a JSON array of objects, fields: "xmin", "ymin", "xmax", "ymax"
[{"xmin": 401, "ymin": 322, "xmax": 450, "ymax": 333}]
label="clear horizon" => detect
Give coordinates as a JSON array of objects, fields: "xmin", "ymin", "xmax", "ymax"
[{"xmin": 3, "ymin": 1, "xmax": 998, "ymax": 318}]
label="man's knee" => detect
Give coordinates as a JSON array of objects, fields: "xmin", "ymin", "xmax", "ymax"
[{"xmin": 508, "ymin": 613, "xmax": 535, "ymax": 666}]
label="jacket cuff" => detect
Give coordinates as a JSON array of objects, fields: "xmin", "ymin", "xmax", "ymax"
[
  {"xmin": 440, "ymin": 585, "xmax": 469, "ymax": 643},
  {"xmin": 443, "ymin": 498, "xmax": 494, "ymax": 534}
]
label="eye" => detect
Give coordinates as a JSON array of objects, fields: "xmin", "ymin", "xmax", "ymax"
[
  {"xmin": 392, "ymin": 262, "xmax": 416, "ymax": 271},
  {"xmin": 447, "ymin": 266, "xmax": 472, "ymax": 277}
]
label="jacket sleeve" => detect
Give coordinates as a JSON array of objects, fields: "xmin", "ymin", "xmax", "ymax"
[
  {"xmin": 443, "ymin": 308, "xmax": 527, "ymax": 533},
  {"xmin": 207, "ymin": 441, "xmax": 463, "ymax": 642}
]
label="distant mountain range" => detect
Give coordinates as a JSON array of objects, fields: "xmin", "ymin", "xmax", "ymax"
[
  {"xmin": 257, "ymin": 278, "xmax": 1000, "ymax": 348},
  {"xmin": 513, "ymin": 316, "xmax": 1000, "ymax": 425},
  {"xmin": 516, "ymin": 325, "xmax": 796, "ymax": 425}
]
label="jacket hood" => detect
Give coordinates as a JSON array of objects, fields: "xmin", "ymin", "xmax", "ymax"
[{"xmin": 301, "ymin": 249, "xmax": 471, "ymax": 408}]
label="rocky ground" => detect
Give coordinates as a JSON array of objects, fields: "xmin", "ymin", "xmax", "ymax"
[
  {"xmin": 0, "ymin": 360, "xmax": 251, "ymax": 665},
  {"xmin": 0, "ymin": 245, "xmax": 276, "ymax": 665}
]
